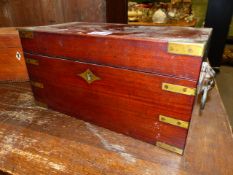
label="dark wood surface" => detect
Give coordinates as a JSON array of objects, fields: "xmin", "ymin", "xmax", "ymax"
[
  {"xmin": 0, "ymin": 28, "xmax": 28, "ymax": 81},
  {"xmin": 19, "ymin": 22, "xmax": 212, "ymax": 81},
  {"xmin": 0, "ymin": 0, "xmax": 106, "ymax": 27},
  {"xmin": 25, "ymin": 53, "xmax": 197, "ymax": 149},
  {"xmin": 0, "ymin": 82, "xmax": 232, "ymax": 175},
  {"xmin": 106, "ymin": 0, "xmax": 128, "ymax": 24}
]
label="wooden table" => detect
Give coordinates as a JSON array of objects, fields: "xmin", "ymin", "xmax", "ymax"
[{"xmin": 0, "ymin": 82, "xmax": 232, "ymax": 175}]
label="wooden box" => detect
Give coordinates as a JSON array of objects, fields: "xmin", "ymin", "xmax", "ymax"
[
  {"xmin": 19, "ymin": 23, "xmax": 212, "ymax": 154},
  {"xmin": 0, "ymin": 28, "xmax": 28, "ymax": 81}
]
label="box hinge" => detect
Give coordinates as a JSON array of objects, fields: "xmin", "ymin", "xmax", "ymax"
[
  {"xmin": 25, "ymin": 58, "xmax": 39, "ymax": 65},
  {"xmin": 168, "ymin": 42, "xmax": 205, "ymax": 57},
  {"xmin": 162, "ymin": 83, "xmax": 196, "ymax": 96},
  {"xmin": 19, "ymin": 30, "xmax": 34, "ymax": 39},
  {"xmin": 31, "ymin": 81, "xmax": 44, "ymax": 88},
  {"xmin": 35, "ymin": 100, "xmax": 48, "ymax": 108},
  {"xmin": 159, "ymin": 115, "xmax": 189, "ymax": 129},
  {"xmin": 156, "ymin": 141, "xmax": 183, "ymax": 155}
]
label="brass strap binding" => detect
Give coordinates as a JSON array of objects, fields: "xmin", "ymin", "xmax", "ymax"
[
  {"xmin": 156, "ymin": 141, "xmax": 183, "ymax": 155},
  {"xmin": 31, "ymin": 81, "xmax": 44, "ymax": 88},
  {"xmin": 162, "ymin": 83, "xmax": 196, "ymax": 96},
  {"xmin": 159, "ymin": 115, "xmax": 189, "ymax": 129},
  {"xmin": 25, "ymin": 58, "xmax": 39, "ymax": 65}
]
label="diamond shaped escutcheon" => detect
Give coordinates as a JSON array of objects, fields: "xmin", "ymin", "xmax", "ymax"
[{"xmin": 78, "ymin": 69, "xmax": 101, "ymax": 84}]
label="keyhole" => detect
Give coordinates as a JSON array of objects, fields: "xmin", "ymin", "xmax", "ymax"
[
  {"xmin": 16, "ymin": 51, "xmax": 21, "ymax": 60},
  {"xmin": 87, "ymin": 73, "xmax": 92, "ymax": 81}
]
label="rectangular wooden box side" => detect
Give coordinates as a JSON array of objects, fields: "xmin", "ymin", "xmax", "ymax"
[
  {"xmin": 19, "ymin": 31, "xmax": 205, "ymax": 82},
  {"xmin": 24, "ymin": 53, "xmax": 197, "ymax": 153}
]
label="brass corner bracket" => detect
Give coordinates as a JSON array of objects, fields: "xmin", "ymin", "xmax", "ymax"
[
  {"xmin": 156, "ymin": 141, "xmax": 183, "ymax": 155},
  {"xmin": 168, "ymin": 42, "xmax": 206, "ymax": 57},
  {"xmin": 19, "ymin": 30, "xmax": 34, "ymax": 39}
]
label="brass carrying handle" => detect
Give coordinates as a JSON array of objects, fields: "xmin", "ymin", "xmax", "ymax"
[{"xmin": 78, "ymin": 69, "xmax": 100, "ymax": 84}]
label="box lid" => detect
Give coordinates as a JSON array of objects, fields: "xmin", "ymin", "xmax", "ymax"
[
  {"xmin": 18, "ymin": 22, "xmax": 212, "ymax": 81},
  {"xmin": 0, "ymin": 27, "xmax": 22, "ymax": 48}
]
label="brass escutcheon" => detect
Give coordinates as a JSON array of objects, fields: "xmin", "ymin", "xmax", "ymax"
[{"xmin": 78, "ymin": 69, "xmax": 100, "ymax": 84}]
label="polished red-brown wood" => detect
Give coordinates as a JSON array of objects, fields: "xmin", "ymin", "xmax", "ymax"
[
  {"xmin": 25, "ymin": 53, "xmax": 195, "ymax": 149},
  {"xmin": 19, "ymin": 22, "xmax": 212, "ymax": 81},
  {"xmin": 19, "ymin": 23, "xmax": 212, "ymax": 152},
  {"xmin": 0, "ymin": 0, "xmax": 106, "ymax": 27},
  {"xmin": 0, "ymin": 28, "xmax": 28, "ymax": 81}
]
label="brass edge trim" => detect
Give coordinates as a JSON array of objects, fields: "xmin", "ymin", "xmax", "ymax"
[
  {"xmin": 159, "ymin": 115, "xmax": 189, "ymax": 129},
  {"xmin": 162, "ymin": 83, "xmax": 196, "ymax": 96},
  {"xmin": 35, "ymin": 100, "xmax": 48, "ymax": 108},
  {"xmin": 168, "ymin": 42, "xmax": 206, "ymax": 57},
  {"xmin": 25, "ymin": 58, "xmax": 39, "ymax": 65},
  {"xmin": 19, "ymin": 30, "xmax": 34, "ymax": 39},
  {"xmin": 156, "ymin": 141, "xmax": 183, "ymax": 155},
  {"xmin": 31, "ymin": 81, "xmax": 44, "ymax": 88}
]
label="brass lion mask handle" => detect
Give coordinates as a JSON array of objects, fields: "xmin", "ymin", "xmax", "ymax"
[{"xmin": 78, "ymin": 69, "xmax": 100, "ymax": 84}]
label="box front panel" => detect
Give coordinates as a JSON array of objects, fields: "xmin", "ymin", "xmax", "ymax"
[
  {"xmin": 0, "ymin": 48, "xmax": 28, "ymax": 81},
  {"xmin": 25, "ymin": 53, "xmax": 197, "ymax": 151}
]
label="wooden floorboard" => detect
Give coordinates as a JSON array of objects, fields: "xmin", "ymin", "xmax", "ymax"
[{"xmin": 0, "ymin": 82, "xmax": 232, "ymax": 175}]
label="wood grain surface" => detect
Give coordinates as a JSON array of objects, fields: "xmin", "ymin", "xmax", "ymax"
[
  {"xmin": 25, "ymin": 53, "xmax": 196, "ymax": 149},
  {"xmin": 0, "ymin": 28, "xmax": 28, "ymax": 81},
  {"xmin": 0, "ymin": 82, "xmax": 232, "ymax": 175},
  {"xmin": 19, "ymin": 23, "xmax": 213, "ymax": 154},
  {"xmin": 19, "ymin": 23, "xmax": 212, "ymax": 81},
  {"xmin": 0, "ymin": 0, "xmax": 106, "ymax": 27}
]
